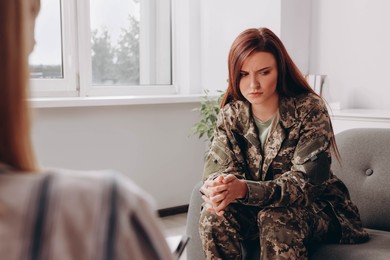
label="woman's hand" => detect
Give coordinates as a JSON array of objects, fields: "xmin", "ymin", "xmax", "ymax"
[{"xmin": 200, "ymin": 174, "xmax": 248, "ymax": 216}]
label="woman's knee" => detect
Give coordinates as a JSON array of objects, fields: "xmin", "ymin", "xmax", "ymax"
[
  {"xmin": 199, "ymin": 204, "xmax": 248, "ymax": 238},
  {"xmin": 257, "ymin": 208, "xmax": 311, "ymax": 259},
  {"xmin": 199, "ymin": 206, "xmax": 221, "ymax": 233},
  {"xmin": 199, "ymin": 206, "xmax": 242, "ymax": 259},
  {"xmin": 257, "ymin": 207, "xmax": 310, "ymax": 242}
]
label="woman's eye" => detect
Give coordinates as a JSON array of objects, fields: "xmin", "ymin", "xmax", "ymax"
[
  {"xmin": 240, "ymin": 72, "xmax": 248, "ymax": 77},
  {"xmin": 260, "ymin": 70, "xmax": 270, "ymax": 75}
]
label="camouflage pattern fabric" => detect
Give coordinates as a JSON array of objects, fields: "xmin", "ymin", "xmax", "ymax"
[
  {"xmin": 199, "ymin": 204, "xmax": 258, "ymax": 260},
  {"xmin": 199, "ymin": 202, "xmax": 336, "ymax": 259},
  {"xmin": 200, "ymin": 93, "xmax": 368, "ymax": 259}
]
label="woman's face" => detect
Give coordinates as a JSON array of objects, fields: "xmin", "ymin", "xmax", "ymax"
[{"xmin": 239, "ymin": 51, "xmax": 279, "ymax": 107}]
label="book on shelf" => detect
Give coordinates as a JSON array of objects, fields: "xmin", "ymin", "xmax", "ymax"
[{"xmin": 305, "ymin": 74, "xmax": 325, "ymax": 96}]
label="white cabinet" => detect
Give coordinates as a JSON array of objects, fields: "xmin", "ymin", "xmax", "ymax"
[{"xmin": 329, "ymin": 109, "xmax": 390, "ymax": 134}]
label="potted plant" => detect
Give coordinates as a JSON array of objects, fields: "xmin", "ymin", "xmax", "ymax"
[{"xmin": 191, "ymin": 90, "xmax": 225, "ymax": 144}]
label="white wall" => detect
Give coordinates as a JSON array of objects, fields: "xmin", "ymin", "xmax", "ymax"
[
  {"xmin": 281, "ymin": 0, "xmax": 311, "ymax": 74},
  {"xmin": 31, "ymin": 103, "xmax": 205, "ymax": 209},
  {"xmin": 310, "ymin": 0, "xmax": 390, "ymax": 109}
]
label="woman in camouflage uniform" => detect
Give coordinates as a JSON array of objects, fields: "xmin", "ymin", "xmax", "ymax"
[{"xmin": 199, "ymin": 27, "xmax": 368, "ymax": 260}]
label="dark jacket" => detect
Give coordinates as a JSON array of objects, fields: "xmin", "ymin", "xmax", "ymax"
[{"xmin": 203, "ymin": 93, "xmax": 368, "ymax": 243}]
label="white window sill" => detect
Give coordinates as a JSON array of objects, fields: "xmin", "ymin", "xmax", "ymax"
[
  {"xmin": 30, "ymin": 94, "xmax": 204, "ymax": 108},
  {"xmin": 330, "ymin": 108, "xmax": 390, "ymax": 120}
]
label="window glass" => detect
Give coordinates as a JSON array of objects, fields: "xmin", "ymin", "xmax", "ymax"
[
  {"xmin": 29, "ymin": 0, "xmax": 63, "ymax": 79},
  {"xmin": 90, "ymin": 0, "xmax": 172, "ymax": 86},
  {"xmin": 90, "ymin": 0, "xmax": 139, "ymax": 85},
  {"xmin": 29, "ymin": 0, "xmax": 173, "ymax": 97}
]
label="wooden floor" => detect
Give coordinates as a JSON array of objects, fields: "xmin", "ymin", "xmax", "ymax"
[{"xmin": 160, "ymin": 213, "xmax": 188, "ymax": 260}]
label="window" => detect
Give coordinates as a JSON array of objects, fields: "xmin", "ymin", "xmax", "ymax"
[
  {"xmin": 29, "ymin": 0, "xmax": 173, "ymax": 98},
  {"xmin": 29, "ymin": 0, "xmax": 77, "ymax": 97}
]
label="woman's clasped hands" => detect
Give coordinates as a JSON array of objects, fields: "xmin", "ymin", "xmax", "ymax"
[{"xmin": 200, "ymin": 174, "xmax": 248, "ymax": 216}]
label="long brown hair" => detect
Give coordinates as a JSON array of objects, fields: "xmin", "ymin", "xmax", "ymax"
[
  {"xmin": 222, "ymin": 27, "xmax": 340, "ymax": 160},
  {"xmin": 0, "ymin": 0, "xmax": 40, "ymax": 171}
]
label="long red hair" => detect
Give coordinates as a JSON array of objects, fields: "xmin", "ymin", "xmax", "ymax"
[{"xmin": 0, "ymin": 0, "xmax": 40, "ymax": 171}]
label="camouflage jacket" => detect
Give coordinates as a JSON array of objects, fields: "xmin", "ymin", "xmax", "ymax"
[{"xmin": 203, "ymin": 93, "xmax": 368, "ymax": 243}]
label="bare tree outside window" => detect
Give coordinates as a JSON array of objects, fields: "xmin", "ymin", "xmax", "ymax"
[
  {"xmin": 91, "ymin": 15, "xmax": 140, "ymax": 85},
  {"xmin": 90, "ymin": 0, "xmax": 141, "ymax": 86},
  {"xmin": 115, "ymin": 16, "xmax": 140, "ymax": 85}
]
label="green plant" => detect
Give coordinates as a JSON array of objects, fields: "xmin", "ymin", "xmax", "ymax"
[{"xmin": 191, "ymin": 90, "xmax": 224, "ymax": 143}]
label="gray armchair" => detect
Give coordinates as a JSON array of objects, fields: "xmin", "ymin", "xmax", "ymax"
[{"xmin": 186, "ymin": 128, "xmax": 390, "ymax": 259}]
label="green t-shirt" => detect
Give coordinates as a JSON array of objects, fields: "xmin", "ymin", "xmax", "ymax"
[{"xmin": 253, "ymin": 115, "xmax": 275, "ymax": 150}]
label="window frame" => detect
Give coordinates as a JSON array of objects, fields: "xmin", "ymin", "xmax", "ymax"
[
  {"xmin": 29, "ymin": 0, "xmax": 78, "ymax": 97},
  {"xmin": 30, "ymin": 0, "xmax": 177, "ymax": 98}
]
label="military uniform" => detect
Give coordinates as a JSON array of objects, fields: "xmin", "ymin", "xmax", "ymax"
[{"xmin": 199, "ymin": 93, "xmax": 368, "ymax": 259}]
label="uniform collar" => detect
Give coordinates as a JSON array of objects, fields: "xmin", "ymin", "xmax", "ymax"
[
  {"xmin": 232, "ymin": 96, "xmax": 299, "ymax": 131},
  {"xmin": 278, "ymin": 95, "xmax": 299, "ymax": 129}
]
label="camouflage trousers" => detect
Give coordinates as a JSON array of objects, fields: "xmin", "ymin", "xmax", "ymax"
[{"xmin": 199, "ymin": 203, "xmax": 340, "ymax": 260}]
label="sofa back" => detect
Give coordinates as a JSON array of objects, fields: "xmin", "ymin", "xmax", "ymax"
[{"xmin": 332, "ymin": 128, "xmax": 390, "ymax": 231}]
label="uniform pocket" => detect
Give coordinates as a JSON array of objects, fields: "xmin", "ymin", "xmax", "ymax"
[
  {"xmin": 292, "ymin": 135, "xmax": 331, "ymax": 185},
  {"xmin": 293, "ymin": 135, "xmax": 329, "ymax": 165}
]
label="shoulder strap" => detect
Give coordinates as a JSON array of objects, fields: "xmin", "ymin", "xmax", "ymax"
[
  {"xmin": 29, "ymin": 173, "xmax": 52, "ymax": 260},
  {"xmin": 104, "ymin": 177, "xmax": 118, "ymax": 260}
]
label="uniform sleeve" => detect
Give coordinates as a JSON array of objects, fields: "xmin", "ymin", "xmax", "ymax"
[
  {"xmin": 242, "ymin": 101, "xmax": 333, "ymax": 207},
  {"xmin": 202, "ymin": 110, "xmax": 245, "ymax": 182}
]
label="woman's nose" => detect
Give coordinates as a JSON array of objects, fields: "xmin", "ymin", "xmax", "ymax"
[{"xmin": 249, "ymin": 76, "xmax": 260, "ymax": 90}]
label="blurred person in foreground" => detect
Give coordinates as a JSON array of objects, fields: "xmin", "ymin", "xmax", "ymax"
[
  {"xmin": 199, "ymin": 27, "xmax": 368, "ymax": 259},
  {"xmin": 0, "ymin": 1, "xmax": 173, "ymax": 259}
]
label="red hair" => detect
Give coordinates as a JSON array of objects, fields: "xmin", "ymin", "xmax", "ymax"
[{"xmin": 0, "ymin": 0, "xmax": 40, "ymax": 171}]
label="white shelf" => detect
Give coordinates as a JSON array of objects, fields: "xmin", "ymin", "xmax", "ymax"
[
  {"xmin": 330, "ymin": 109, "xmax": 390, "ymax": 120},
  {"xmin": 30, "ymin": 94, "xmax": 203, "ymax": 108},
  {"xmin": 329, "ymin": 108, "xmax": 390, "ymax": 134}
]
